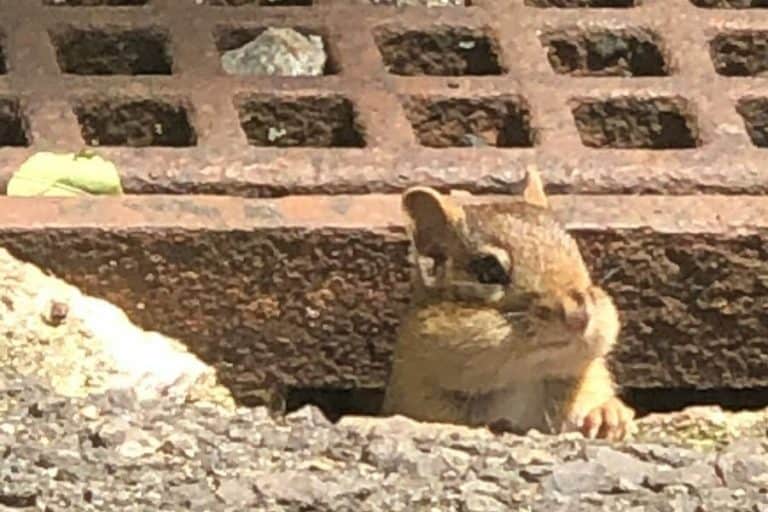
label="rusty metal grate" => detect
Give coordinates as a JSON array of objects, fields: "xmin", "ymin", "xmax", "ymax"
[
  {"xmin": 0, "ymin": 0, "xmax": 763, "ymax": 195},
  {"xmin": 3, "ymin": 193, "xmax": 768, "ymax": 404},
  {"xmin": 2, "ymin": 0, "xmax": 768, "ymax": 412}
]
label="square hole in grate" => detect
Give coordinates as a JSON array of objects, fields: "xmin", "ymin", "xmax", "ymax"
[
  {"xmin": 0, "ymin": 99, "xmax": 30, "ymax": 147},
  {"xmin": 710, "ymin": 32, "xmax": 768, "ymax": 76},
  {"xmin": 50, "ymin": 27, "xmax": 172, "ymax": 75},
  {"xmin": 0, "ymin": 36, "xmax": 7, "ymax": 75},
  {"xmin": 237, "ymin": 96, "xmax": 365, "ymax": 147},
  {"xmin": 736, "ymin": 98, "xmax": 768, "ymax": 147},
  {"xmin": 691, "ymin": 1, "xmax": 768, "ymax": 7},
  {"xmin": 73, "ymin": 98, "xmax": 196, "ymax": 147},
  {"xmin": 525, "ymin": 0, "xmax": 635, "ymax": 6},
  {"xmin": 374, "ymin": 26, "xmax": 503, "ymax": 76},
  {"xmin": 571, "ymin": 97, "xmax": 700, "ymax": 149},
  {"xmin": 370, "ymin": 0, "xmax": 469, "ymax": 5},
  {"xmin": 402, "ymin": 96, "xmax": 536, "ymax": 147},
  {"xmin": 202, "ymin": 0, "xmax": 313, "ymax": 5},
  {"xmin": 215, "ymin": 26, "xmax": 336, "ymax": 75},
  {"xmin": 541, "ymin": 28, "xmax": 668, "ymax": 76},
  {"xmin": 43, "ymin": 0, "xmax": 149, "ymax": 5}
]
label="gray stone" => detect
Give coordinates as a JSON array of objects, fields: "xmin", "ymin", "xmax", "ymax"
[
  {"xmin": 438, "ymin": 447, "xmax": 473, "ymax": 475},
  {"xmin": 220, "ymin": 28, "xmax": 327, "ymax": 77},
  {"xmin": 215, "ymin": 478, "xmax": 256, "ymax": 506},
  {"xmin": 716, "ymin": 440, "xmax": 768, "ymax": 488},
  {"xmin": 361, "ymin": 437, "xmax": 403, "ymax": 473},
  {"xmin": 647, "ymin": 461, "xmax": 720, "ymax": 490},
  {"xmin": 465, "ymin": 492, "xmax": 507, "ymax": 512},
  {"xmin": 624, "ymin": 444, "xmax": 701, "ymax": 468},
  {"xmin": 3, "ymin": 312, "xmax": 768, "ymax": 512},
  {"xmin": 585, "ymin": 445, "xmax": 659, "ymax": 486},
  {"xmin": 285, "ymin": 404, "xmax": 331, "ymax": 427},
  {"xmin": 253, "ymin": 470, "xmax": 326, "ymax": 505},
  {"xmin": 159, "ymin": 432, "xmax": 199, "ymax": 459},
  {"xmin": 545, "ymin": 460, "xmax": 609, "ymax": 494}
]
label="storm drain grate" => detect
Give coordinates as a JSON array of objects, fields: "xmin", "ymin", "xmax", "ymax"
[{"xmin": 0, "ymin": 0, "xmax": 767, "ymax": 197}]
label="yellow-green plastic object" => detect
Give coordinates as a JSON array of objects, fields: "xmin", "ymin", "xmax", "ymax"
[{"xmin": 6, "ymin": 150, "xmax": 124, "ymax": 197}]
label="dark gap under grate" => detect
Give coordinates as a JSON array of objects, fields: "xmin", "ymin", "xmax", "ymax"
[
  {"xmin": 285, "ymin": 386, "xmax": 768, "ymax": 423},
  {"xmin": 623, "ymin": 387, "xmax": 768, "ymax": 418},
  {"xmin": 286, "ymin": 388, "xmax": 384, "ymax": 422}
]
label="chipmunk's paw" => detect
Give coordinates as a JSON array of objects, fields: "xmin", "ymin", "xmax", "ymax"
[{"xmin": 578, "ymin": 397, "xmax": 635, "ymax": 441}]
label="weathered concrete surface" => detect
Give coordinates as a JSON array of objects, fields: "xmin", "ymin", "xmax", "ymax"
[
  {"xmin": 0, "ymin": 194, "xmax": 766, "ymax": 405},
  {"xmin": 5, "ymin": 366, "xmax": 768, "ymax": 511}
]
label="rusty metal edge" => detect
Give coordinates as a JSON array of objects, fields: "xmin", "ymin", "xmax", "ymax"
[{"xmin": 0, "ymin": 194, "xmax": 765, "ymax": 235}]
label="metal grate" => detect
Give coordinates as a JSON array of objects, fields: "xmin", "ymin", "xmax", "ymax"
[{"xmin": 0, "ymin": 0, "xmax": 765, "ymax": 195}]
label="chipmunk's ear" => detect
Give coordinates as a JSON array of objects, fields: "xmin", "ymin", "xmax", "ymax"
[
  {"xmin": 402, "ymin": 186, "xmax": 466, "ymax": 259},
  {"xmin": 522, "ymin": 164, "xmax": 549, "ymax": 209}
]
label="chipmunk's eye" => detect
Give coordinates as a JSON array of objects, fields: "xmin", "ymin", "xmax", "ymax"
[{"xmin": 467, "ymin": 254, "xmax": 510, "ymax": 286}]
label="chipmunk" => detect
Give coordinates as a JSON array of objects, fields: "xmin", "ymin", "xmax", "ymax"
[{"xmin": 381, "ymin": 166, "xmax": 634, "ymax": 440}]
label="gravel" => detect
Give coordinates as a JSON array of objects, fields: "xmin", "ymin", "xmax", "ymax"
[
  {"xmin": 3, "ymin": 247, "xmax": 768, "ymax": 511},
  {"xmin": 3, "ymin": 378, "xmax": 768, "ymax": 511}
]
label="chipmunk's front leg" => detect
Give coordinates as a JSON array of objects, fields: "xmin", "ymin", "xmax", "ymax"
[{"xmin": 563, "ymin": 357, "xmax": 635, "ymax": 441}]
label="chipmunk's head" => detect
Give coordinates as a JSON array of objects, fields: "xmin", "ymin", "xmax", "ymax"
[{"xmin": 402, "ymin": 167, "xmax": 619, "ymax": 360}]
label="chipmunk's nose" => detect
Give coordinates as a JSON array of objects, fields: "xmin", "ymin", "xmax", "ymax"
[{"xmin": 560, "ymin": 289, "xmax": 590, "ymax": 332}]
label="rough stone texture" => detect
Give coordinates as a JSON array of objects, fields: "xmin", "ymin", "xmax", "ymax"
[
  {"xmin": 578, "ymin": 230, "xmax": 768, "ymax": 389},
  {"xmin": 238, "ymin": 96, "xmax": 366, "ymax": 147},
  {"xmin": 401, "ymin": 96, "xmax": 535, "ymax": 147},
  {"xmin": 737, "ymin": 97, "xmax": 768, "ymax": 148},
  {"xmin": 710, "ymin": 31, "xmax": 768, "ymax": 77},
  {"xmin": 49, "ymin": 27, "xmax": 172, "ymax": 76},
  {"xmin": 0, "ymin": 248, "xmax": 235, "ymax": 410},
  {"xmin": 73, "ymin": 98, "xmax": 198, "ymax": 148},
  {"xmin": 1, "ymin": 194, "xmax": 768, "ymax": 407},
  {"xmin": 220, "ymin": 27, "xmax": 327, "ymax": 77},
  {"xmin": 570, "ymin": 97, "xmax": 700, "ymax": 149},
  {"xmin": 373, "ymin": 25, "xmax": 504, "ymax": 76},
  {"xmin": 2, "ymin": 369, "xmax": 768, "ymax": 511},
  {"xmin": 540, "ymin": 27, "xmax": 668, "ymax": 77}
]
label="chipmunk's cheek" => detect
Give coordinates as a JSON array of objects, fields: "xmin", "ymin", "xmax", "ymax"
[{"xmin": 564, "ymin": 308, "xmax": 588, "ymax": 332}]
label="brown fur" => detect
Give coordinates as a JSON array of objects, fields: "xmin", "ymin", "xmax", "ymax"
[{"xmin": 382, "ymin": 167, "xmax": 634, "ymax": 440}]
